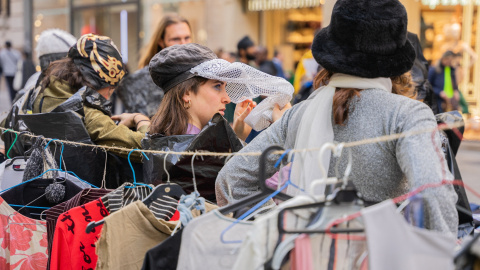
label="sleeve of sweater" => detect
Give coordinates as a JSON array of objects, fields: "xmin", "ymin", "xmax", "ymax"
[
  {"xmin": 394, "ymin": 101, "xmax": 458, "ymax": 235},
  {"xmin": 215, "ymin": 105, "xmax": 297, "ymax": 207},
  {"xmin": 83, "ymin": 106, "xmax": 148, "ymax": 160}
]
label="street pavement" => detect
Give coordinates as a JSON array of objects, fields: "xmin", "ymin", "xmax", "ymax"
[
  {"xmin": 457, "ymin": 140, "xmax": 480, "ymax": 204},
  {"xmin": 0, "ymin": 80, "xmax": 478, "ymax": 204}
]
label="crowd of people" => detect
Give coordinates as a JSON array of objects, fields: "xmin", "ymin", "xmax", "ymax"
[{"xmin": 0, "ymin": 0, "xmax": 476, "ymax": 268}]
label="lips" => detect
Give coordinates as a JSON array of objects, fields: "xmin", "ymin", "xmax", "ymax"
[{"xmin": 219, "ymin": 108, "xmax": 225, "ymax": 115}]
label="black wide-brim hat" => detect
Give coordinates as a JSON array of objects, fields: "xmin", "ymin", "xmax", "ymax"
[{"xmin": 312, "ymin": 0, "xmax": 416, "ymax": 78}]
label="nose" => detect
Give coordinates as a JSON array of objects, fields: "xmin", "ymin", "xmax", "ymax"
[
  {"xmin": 180, "ymin": 38, "xmax": 189, "ymax": 45},
  {"xmin": 223, "ymin": 92, "xmax": 231, "ymax": 104}
]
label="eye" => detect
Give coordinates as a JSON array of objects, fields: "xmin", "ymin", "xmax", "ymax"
[{"xmin": 214, "ymin": 84, "xmax": 222, "ymax": 90}]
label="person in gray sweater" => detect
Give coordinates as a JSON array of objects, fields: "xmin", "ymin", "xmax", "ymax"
[{"xmin": 215, "ymin": 0, "xmax": 458, "ymax": 235}]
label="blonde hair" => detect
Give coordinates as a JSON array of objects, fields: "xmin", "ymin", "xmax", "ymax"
[{"xmin": 137, "ymin": 14, "xmax": 191, "ymax": 69}]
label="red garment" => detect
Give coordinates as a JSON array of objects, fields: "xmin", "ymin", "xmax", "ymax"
[
  {"xmin": 50, "ymin": 199, "xmax": 108, "ymax": 270},
  {"xmin": 170, "ymin": 210, "xmax": 180, "ymax": 221}
]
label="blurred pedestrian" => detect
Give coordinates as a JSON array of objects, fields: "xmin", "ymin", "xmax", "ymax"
[
  {"xmin": 428, "ymin": 51, "xmax": 460, "ymax": 113},
  {"xmin": 272, "ymin": 49, "xmax": 286, "ymax": 78},
  {"xmin": 12, "ymin": 50, "xmax": 36, "ymax": 98},
  {"xmin": 237, "ymin": 36, "xmax": 257, "ymax": 65},
  {"xmin": 0, "ymin": 41, "xmax": 22, "ymax": 102},
  {"xmin": 13, "ymin": 29, "xmax": 77, "ymax": 104},
  {"xmin": 116, "ymin": 13, "xmax": 192, "ymax": 117},
  {"xmin": 255, "ymin": 46, "xmax": 278, "ymax": 76}
]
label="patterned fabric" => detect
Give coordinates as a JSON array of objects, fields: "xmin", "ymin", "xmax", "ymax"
[
  {"xmin": 0, "ymin": 196, "xmax": 48, "ymax": 270},
  {"xmin": 49, "ymin": 198, "xmax": 109, "ymax": 270},
  {"xmin": 68, "ymin": 34, "xmax": 125, "ymax": 90},
  {"xmin": 45, "ymin": 188, "xmax": 111, "ymax": 268},
  {"xmin": 101, "ymin": 183, "xmax": 178, "ymax": 220}
]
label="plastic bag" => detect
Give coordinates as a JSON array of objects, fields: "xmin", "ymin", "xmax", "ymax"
[
  {"xmin": 142, "ymin": 114, "xmax": 243, "ymax": 202},
  {"xmin": 3, "ymin": 87, "xmax": 132, "ymax": 188}
]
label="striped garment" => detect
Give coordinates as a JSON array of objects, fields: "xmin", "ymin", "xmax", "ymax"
[{"xmin": 101, "ymin": 183, "xmax": 178, "ymax": 221}]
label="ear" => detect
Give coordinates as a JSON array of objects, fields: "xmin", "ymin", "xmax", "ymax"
[{"xmin": 182, "ymin": 90, "xmax": 191, "ymax": 103}]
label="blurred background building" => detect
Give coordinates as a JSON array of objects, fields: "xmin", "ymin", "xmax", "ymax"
[{"xmin": 1, "ymin": 0, "xmax": 480, "ymax": 125}]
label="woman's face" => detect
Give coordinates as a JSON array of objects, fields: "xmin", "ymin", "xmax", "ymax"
[{"xmin": 185, "ymin": 79, "xmax": 231, "ymax": 128}]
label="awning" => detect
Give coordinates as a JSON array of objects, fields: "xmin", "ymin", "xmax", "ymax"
[{"xmin": 248, "ymin": 0, "xmax": 322, "ymax": 11}]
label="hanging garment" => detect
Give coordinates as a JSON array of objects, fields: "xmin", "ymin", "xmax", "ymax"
[
  {"xmin": 49, "ymin": 198, "xmax": 109, "ymax": 270},
  {"xmin": 176, "ymin": 209, "xmax": 253, "ymax": 270},
  {"xmin": 0, "ymin": 178, "xmax": 83, "ymax": 219},
  {"xmin": 270, "ymin": 203, "xmax": 366, "ymax": 270},
  {"xmin": 0, "ymin": 196, "xmax": 48, "ymax": 270},
  {"xmin": 45, "ymin": 188, "xmax": 111, "ymax": 267},
  {"xmin": 232, "ymin": 196, "xmax": 315, "ymax": 270},
  {"xmin": 101, "ymin": 183, "xmax": 178, "ymax": 220},
  {"xmin": 290, "ymin": 234, "xmax": 313, "ymax": 270},
  {"xmin": 141, "ymin": 229, "xmax": 184, "ymax": 270},
  {"xmin": 361, "ymin": 200, "xmax": 455, "ymax": 270},
  {"xmin": 95, "ymin": 201, "xmax": 178, "ymax": 270},
  {"xmin": 141, "ymin": 199, "xmax": 217, "ymax": 270}
]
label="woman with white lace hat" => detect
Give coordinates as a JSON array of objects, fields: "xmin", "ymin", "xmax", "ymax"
[
  {"xmin": 148, "ymin": 43, "xmax": 293, "ymax": 141},
  {"xmin": 215, "ymin": 0, "xmax": 458, "ymax": 235}
]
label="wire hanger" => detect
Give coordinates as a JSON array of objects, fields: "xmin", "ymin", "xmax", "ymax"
[{"xmin": 142, "ymin": 152, "xmax": 187, "ymax": 207}]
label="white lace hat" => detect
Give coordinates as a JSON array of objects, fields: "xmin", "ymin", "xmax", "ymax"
[{"xmin": 191, "ymin": 59, "xmax": 294, "ymax": 131}]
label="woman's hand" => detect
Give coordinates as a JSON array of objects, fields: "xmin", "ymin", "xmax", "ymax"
[
  {"xmin": 233, "ymin": 99, "xmax": 256, "ymax": 141},
  {"xmin": 272, "ymin": 103, "xmax": 292, "ymax": 123},
  {"xmin": 111, "ymin": 113, "xmax": 150, "ymax": 130}
]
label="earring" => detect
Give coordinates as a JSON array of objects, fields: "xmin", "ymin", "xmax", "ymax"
[{"xmin": 184, "ymin": 100, "xmax": 191, "ymax": 109}]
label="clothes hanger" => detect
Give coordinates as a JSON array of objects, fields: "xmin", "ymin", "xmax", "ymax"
[
  {"xmin": 219, "ymin": 146, "xmax": 304, "ymax": 244},
  {"xmin": 218, "ymin": 145, "xmax": 294, "ymax": 216},
  {"xmin": 124, "ymin": 148, "xmax": 152, "ymax": 190},
  {"xmin": 2, "ymin": 129, "xmax": 18, "ymax": 159},
  {"xmin": 142, "ymin": 152, "xmax": 187, "ymax": 207},
  {"xmin": 270, "ymin": 143, "xmax": 363, "ymax": 270},
  {"xmin": 276, "ymin": 143, "xmax": 364, "ymax": 235},
  {"xmin": 86, "ymin": 149, "xmax": 151, "ymax": 233}
]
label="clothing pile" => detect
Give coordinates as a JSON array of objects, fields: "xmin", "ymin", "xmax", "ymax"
[{"xmin": 0, "ymin": 144, "xmax": 477, "ymax": 270}]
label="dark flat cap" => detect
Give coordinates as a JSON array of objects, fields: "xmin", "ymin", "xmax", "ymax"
[{"xmin": 149, "ymin": 43, "xmax": 217, "ymax": 92}]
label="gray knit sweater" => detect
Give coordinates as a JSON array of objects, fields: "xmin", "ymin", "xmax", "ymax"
[{"xmin": 215, "ymin": 89, "xmax": 458, "ymax": 235}]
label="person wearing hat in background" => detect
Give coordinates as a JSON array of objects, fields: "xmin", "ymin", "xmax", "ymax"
[
  {"xmin": 32, "ymin": 33, "xmax": 150, "ymax": 159},
  {"xmin": 216, "ymin": 0, "xmax": 458, "ymax": 236},
  {"xmin": 11, "ymin": 29, "xmax": 77, "ymax": 104},
  {"xmin": 116, "ymin": 13, "xmax": 192, "ymax": 118}
]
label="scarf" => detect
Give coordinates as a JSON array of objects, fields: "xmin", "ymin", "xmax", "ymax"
[
  {"xmin": 289, "ymin": 73, "xmax": 392, "ymax": 196},
  {"xmin": 443, "ymin": 66, "xmax": 454, "ymax": 99}
]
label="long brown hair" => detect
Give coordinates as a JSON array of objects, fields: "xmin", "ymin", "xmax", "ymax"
[
  {"xmin": 313, "ymin": 69, "xmax": 416, "ymax": 125},
  {"xmin": 137, "ymin": 14, "xmax": 191, "ymax": 69},
  {"xmin": 149, "ymin": 77, "xmax": 209, "ymax": 136},
  {"xmin": 40, "ymin": 57, "xmax": 94, "ymax": 92}
]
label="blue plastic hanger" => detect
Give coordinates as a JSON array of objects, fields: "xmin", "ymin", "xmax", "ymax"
[
  {"xmin": 220, "ymin": 148, "xmax": 303, "ymax": 244},
  {"xmin": 125, "ymin": 149, "xmax": 152, "ymax": 190},
  {"xmin": 2, "ymin": 129, "xmax": 18, "ymax": 159}
]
